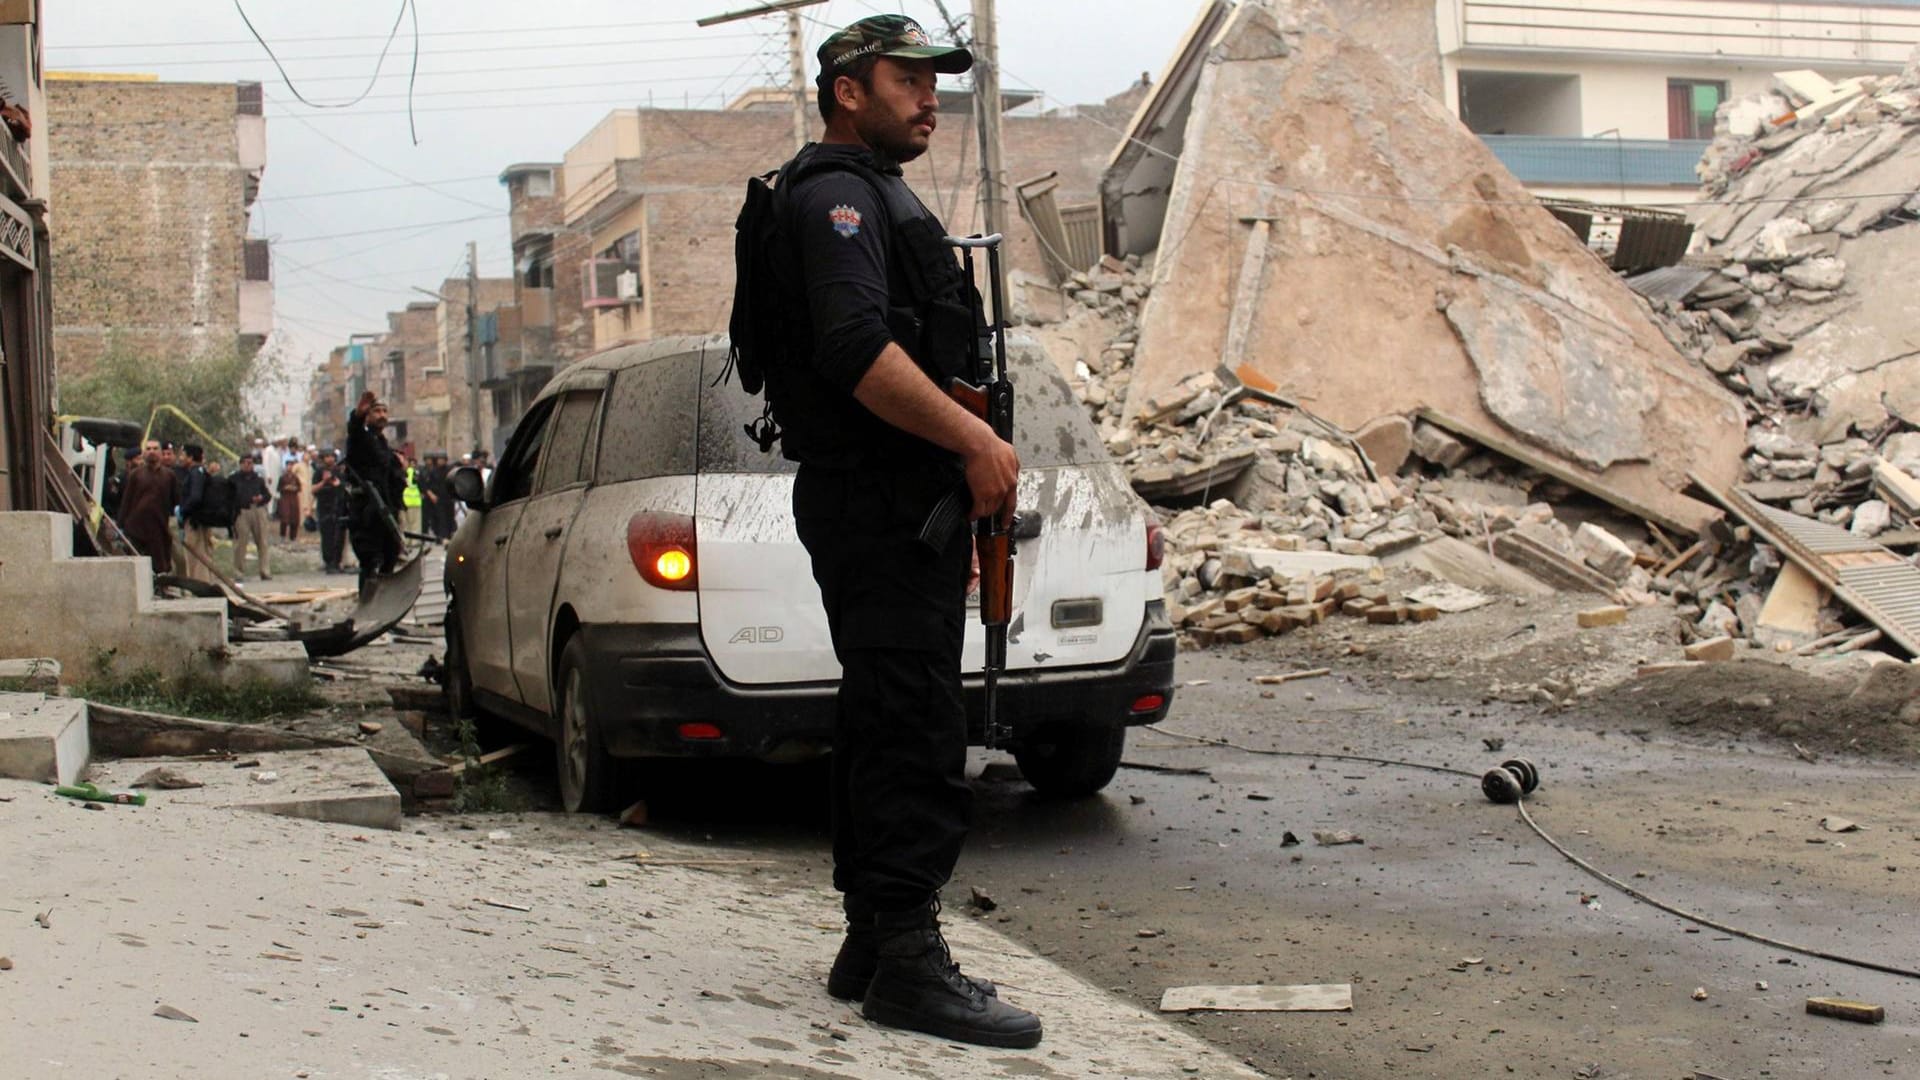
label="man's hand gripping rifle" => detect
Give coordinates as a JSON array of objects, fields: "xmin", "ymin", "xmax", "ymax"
[{"xmin": 919, "ymin": 233, "xmax": 1017, "ymax": 748}]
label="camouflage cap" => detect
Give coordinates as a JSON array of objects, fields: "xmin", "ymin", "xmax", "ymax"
[{"xmin": 816, "ymin": 14, "xmax": 973, "ymax": 78}]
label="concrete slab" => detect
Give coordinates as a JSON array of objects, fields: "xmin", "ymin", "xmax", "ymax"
[
  {"xmin": 1123, "ymin": 1, "xmax": 1742, "ymax": 533},
  {"xmin": 220, "ymin": 640, "xmax": 309, "ymax": 688},
  {"xmin": 0, "ymin": 692, "xmax": 88, "ymax": 785},
  {"xmin": 89, "ymin": 747, "xmax": 402, "ymax": 831}
]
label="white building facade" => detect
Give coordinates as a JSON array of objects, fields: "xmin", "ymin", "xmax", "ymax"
[{"xmin": 1437, "ymin": 0, "xmax": 1920, "ymax": 202}]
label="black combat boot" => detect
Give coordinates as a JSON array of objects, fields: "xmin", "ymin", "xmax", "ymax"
[
  {"xmin": 828, "ymin": 895, "xmax": 997, "ymax": 1003},
  {"xmin": 826, "ymin": 894, "xmax": 878, "ymax": 1001},
  {"xmin": 861, "ymin": 904, "xmax": 1041, "ymax": 1049}
]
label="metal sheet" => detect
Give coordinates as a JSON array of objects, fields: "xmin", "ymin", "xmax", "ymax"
[
  {"xmin": 1624, "ymin": 265, "xmax": 1715, "ymax": 304},
  {"xmin": 1702, "ymin": 479, "xmax": 1920, "ymax": 657}
]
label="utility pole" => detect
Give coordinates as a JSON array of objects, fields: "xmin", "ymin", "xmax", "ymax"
[
  {"xmin": 787, "ymin": 10, "xmax": 808, "ymax": 151},
  {"xmin": 970, "ymin": 0, "xmax": 1010, "ymax": 305},
  {"xmin": 465, "ymin": 239, "xmax": 479, "ymax": 456},
  {"xmin": 696, "ymin": 0, "xmax": 829, "ymax": 153}
]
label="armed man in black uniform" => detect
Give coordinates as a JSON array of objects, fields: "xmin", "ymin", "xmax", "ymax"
[
  {"xmin": 753, "ymin": 15, "xmax": 1037, "ymax": 1049},
  {"xmin": 345, "ymin": 390, "xmax": 406, "ymax": 596}
]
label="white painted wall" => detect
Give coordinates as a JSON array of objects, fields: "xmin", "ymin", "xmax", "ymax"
[
  {"xmin": 1437, "ymin": 0, "xmax": 1920, "ymax": 67},
  {"xmin": 1444, "ymin": 54, "xmax": 1804, "ymax": 138}
]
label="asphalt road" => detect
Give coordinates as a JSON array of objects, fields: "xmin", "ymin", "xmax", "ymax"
[{"xmin": 556, "ymin": 641, "xmax": 1920, "ymax": 1080}]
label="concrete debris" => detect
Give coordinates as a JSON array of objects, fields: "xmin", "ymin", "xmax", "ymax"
[{"xmin": 1109, "ymin": 0, "xmax": 1740, "ymax": 534}]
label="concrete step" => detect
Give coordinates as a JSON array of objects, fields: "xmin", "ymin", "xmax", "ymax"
[
  {"xmin": 88, "ymin": 746, "xmax": 402, "ymax": 830},
  {"xmin": 0, "ymin": 510, "xmax": 73, "ymax": 565},
  {"xmin": 220, "ymin": 640, "xmax": 309, "ymax": 687},
  {"xmin": 0, "ymin": 692, "xmax": 89, "ymax": 785}
]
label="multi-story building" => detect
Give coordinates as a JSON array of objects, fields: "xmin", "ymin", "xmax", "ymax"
[
  {"xmin": 0, "ymin": 4, "xmax": 54, "ymax": 512},
  {"xmin": 44, "ymin": 75, "xmax": 270, "ymax": 375},
  {"xmin": 1437, "ymin": 0, "xmax": 1920, "ymax": 203},
  {"xmin": 304, "ymin": 343, "xmax": 354, "ymax": 451},
  {"xmin": 484, "ymin": 162, "xmax": 593, "ymax": 453},
  {"xmin": 557, "ymin": 90, "xmax": 1124, "ymax": 354}
]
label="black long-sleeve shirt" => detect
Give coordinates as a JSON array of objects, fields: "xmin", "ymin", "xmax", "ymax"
[
  {"xmin": 769, "ymin": 143, "xmax": 957, "ymax": 472},
  {"xmin": 345, "ymin": 409, "xmax": 405, "ymax": 512}
]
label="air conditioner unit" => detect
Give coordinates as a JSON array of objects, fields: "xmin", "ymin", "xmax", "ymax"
[
  {"xmin": 615, "ymin": 269, "xmax": 640, "ymax": 302},
  {"xmin": 581, "ymin": 258, "xmax": 630, "ymax": 310}
]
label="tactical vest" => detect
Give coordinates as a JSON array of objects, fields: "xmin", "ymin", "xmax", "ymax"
[{"xmin": 763, "ymin": 148, "xmax": 980, "ymax": 446}]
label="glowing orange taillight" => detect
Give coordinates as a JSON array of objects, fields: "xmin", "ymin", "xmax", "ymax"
[{"xmin": 627, "ymin": 512, "xmax": 698, "ymax": 591}]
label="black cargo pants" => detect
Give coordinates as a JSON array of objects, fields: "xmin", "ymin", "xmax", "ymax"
[{"xmin": 794, "ymin": 461, "xmax": 973, "ymax": 914}]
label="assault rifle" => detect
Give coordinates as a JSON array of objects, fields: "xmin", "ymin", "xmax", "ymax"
[{"xmin": 920, "ymin": 233, "xmax": 1017, "ymax": 748}]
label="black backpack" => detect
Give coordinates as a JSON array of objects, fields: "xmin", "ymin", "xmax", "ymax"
[
  {"xmin": 724, "ymin": 149, "xmax": 945, "ymax": 454},
  {"xmin": 724, "ymin": 166, "xmax": 787, "ymax": 453}
]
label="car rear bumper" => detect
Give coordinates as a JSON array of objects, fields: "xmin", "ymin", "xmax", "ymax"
[{"xmin": 577, "ymin": 601, "xmax": 1178, "ymax": 759}]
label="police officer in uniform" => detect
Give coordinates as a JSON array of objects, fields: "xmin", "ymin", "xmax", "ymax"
[
  {"xmin": 345, "ymin": 390, "xmax": 405, "ymax": 595},
  {"xmin": 760, "ymin": 15, "xmax": 1036, "ymax": 1049}
]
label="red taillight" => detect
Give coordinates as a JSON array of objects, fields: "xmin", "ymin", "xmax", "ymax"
[
  {"xmin": 627, "ymin": 512, "xmax": 698, "ymax": 591},
  {"xmin": 677, "ymin": 722, "xmax": 723, "ymax": 741},
  {"xmin": 1130, "ymin": 694, "xmax": 1165, "ymax": 714},
  {"xmin": 1145, "ymin": 521, "xmax": 1166, "ymax": 572}
]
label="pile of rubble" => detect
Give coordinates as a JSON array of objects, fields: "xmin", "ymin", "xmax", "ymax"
[{"xmin": 1644, "ymin": 51, "xmax": 1920, "ymax": 541}]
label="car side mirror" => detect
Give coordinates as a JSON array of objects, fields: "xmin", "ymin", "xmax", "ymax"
[{"xmin": 450, "ymin": 465, "xmax": 487, "ymax": 508}]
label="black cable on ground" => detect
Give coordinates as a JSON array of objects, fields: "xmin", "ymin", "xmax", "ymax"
[{"xmin": 1146, "ymin": 724, "xmax": 1920, "ymax": 981}]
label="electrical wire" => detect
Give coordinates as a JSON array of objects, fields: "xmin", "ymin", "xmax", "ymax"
[
  {"xmin": 51, "ymin": 18, "xmax": 739, "ymax": 50},
  {"xmin": 1145, "ymin": 724, "xmax": 1920, "ymax": 981},
  {"xmin": 54, "ymin": 32, "xmax": 765, "ymax": 69},
  {"xmin": 232, "ymin": 0, "xmax": 411, "ymax": 108},
  {"xmin": 272, "ymin": 212, "xmax": 502, "ymax": 246}
]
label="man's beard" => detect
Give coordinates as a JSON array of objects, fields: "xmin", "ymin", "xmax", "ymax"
[{"xmin": 858, "ymin": 111, "xmax": 931, "ymax": 164}]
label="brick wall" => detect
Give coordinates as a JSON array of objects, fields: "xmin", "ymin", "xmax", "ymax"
[
  {"xmin": 46, "ymin": 78, "xmax": 259, "ymax": 379},
  {"xmin": 434, "ymin": 277, "xmax": 515, "ymax": 454},
  {"xmin": 606, "ymin": 103, "xmax": 1119, "ymax": 339}
]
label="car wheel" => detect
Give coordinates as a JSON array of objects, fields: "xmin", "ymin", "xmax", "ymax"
[
  {"xmin": 1013, "ymin": 723, "xmax": 1127, "ymax": 798},
  {"xmin": 443, "ymin": 594, "xmax": 476, "ymax": 720},
  {"xmin": 555, "ymin": 636, "xmax": 620, "ymax": 814}
]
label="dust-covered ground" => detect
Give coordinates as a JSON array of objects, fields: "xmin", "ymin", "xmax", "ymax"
[{"xmin": 186, "ymin": 549, "xmax": 1920, "ymax": 1079}]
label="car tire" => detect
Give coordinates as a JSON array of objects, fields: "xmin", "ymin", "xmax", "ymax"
[
  {"xmin": 555, "ymin": 635, "xmax": 621, "ymax": 814},
  {"xmin": 1013, "ymin": 723, "xmax": 1127, "ymax": 798},
  {"xmin": 443, "ymin": 594, "xmax": 477, "ymax": 721}
]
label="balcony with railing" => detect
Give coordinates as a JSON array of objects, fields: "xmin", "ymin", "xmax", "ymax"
[{"xmin": 1478, "ymin": 135, "xmax": 1710, "ymax": 187}]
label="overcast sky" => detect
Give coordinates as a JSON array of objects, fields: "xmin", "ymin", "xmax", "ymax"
[{"xmin": 48, "ymin": 1, "xmax": 1198, "ymax": 431}]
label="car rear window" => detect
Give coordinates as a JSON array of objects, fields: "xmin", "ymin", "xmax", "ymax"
[
  {"xmin": 596, "ymin": 353, "xmax": 701, "ymax": 484},
  {"xmin": 695, "ymin": 338, "xmax": 1107, "ymax": 473}
]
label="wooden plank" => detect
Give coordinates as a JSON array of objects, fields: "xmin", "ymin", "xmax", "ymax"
[
  {"xmin": 1757, "ymin": 562, "xmax": 1827, "ymax": 636},
  {"xmin": 1806, "ymin": 997, "xmax": 1885, "ymax": 1024},
  {"xmin": 445, "ymin": 743, "xmax": 531, "ymax": 776},
  {"xmin": 1251, "ymin": 668, "xmax": 1330, "ymax": 685},
  {"xmin": 1159, "ymin": 983, "xmax": 1353, "ymax": 1013},
  {"xmin": 1657, "ymin": 541, "xmax": 1706, "ymax": 578}
]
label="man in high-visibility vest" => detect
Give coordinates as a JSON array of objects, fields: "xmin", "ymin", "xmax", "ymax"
[{"xmin": 398, "ymin": 451, "xmax": 423, "ymax": 539}]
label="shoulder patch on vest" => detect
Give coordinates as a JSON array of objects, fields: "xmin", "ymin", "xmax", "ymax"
[{"xmin": 829, "ymin": 204, "xmax": 863, "ymax": 238}]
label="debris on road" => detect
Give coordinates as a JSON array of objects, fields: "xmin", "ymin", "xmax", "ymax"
[
  {"xmin": 132, "ymin": 766, "xmax": 203, "ymax": 790},
  {"xmin": 1312, "ymin": 830, "xmax": 1364, "ymax": 846},
  {"xmin": 1806, "ymin": 997, "xmax": 1886, "ymax": 1024},
  {"xmin": 1819, "ymin": 816, "xmax": 1862, "ymax": 833},
  {"xmin": 1159, "ymin": 983, "xmax": 1353, "ymax": 1014},
  {"xmin": 1251, "ymin": 668, "xmax": 1330, "ymax": 685},
  {"xmin": 1692, "ymin": 987, "xmax": 1710, "ymax": 1001},
  {"xmin": 152, "ymin": 1004, "xmax": 198, "ymax": 1022},
  {"xmin": 618, "ymin": 799, "xmax": 648, "ymax": 829}
]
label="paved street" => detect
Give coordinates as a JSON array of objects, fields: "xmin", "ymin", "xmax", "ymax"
[{"xmin": 579, "ymin": 645, "xmax": 1920, "ymax": 1080}]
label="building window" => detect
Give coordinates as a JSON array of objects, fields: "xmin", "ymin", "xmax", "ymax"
[
  {"xmin": 1457, "ymin": 70, "xmax": 1582, "ymax": 137},
  {"xmin": 525, "ymin": 170, "xmax": 554, "ymax": 198},
  {"xmin": 1668, "ymin": 79, "xmax": 1726, "ymax": 141}
]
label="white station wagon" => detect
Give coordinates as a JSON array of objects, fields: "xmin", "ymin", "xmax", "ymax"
[{"xmin": 443, "ymin": 334, "xmax": 1176, "ymax": 812}]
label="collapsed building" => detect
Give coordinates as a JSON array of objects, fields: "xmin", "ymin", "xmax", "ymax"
[{"xmin": 1013, "ymin": 0, "xmax": 1920, "ymax": 661}]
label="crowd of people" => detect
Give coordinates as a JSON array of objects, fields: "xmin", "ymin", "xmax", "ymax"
[{"xmin": 100, "ymin": 428, "xmax": 488, "ymax": 589}]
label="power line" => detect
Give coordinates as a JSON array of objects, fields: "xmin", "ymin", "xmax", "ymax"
[
  {"xmin": 50, "ymin": 18, "xmax": 732, "ymax": 50},
  {"xmin": 272, "ymin": 104, "xmax": 502, "ymax": 212},
  {"xmin": 273, "ymin": 212, "xmax": 503, "ymax": 246},
  {"xmin": 51, "ymin": 32, "xmax": 764, "ymax": 68}
]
